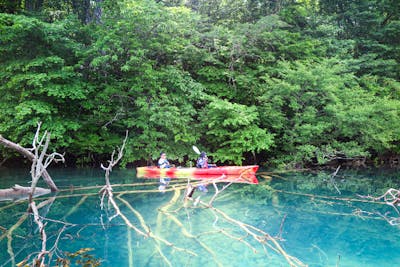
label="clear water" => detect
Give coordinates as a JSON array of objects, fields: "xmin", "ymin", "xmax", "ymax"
[{"xmin": 0, "ymin": 167, "xmax": 399, "ymax": 266}]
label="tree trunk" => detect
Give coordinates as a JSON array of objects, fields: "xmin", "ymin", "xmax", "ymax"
[
  {"xmin": 0, "ymin": 135, "xmax": 59, "ymax": 191},
  {"xmin": 0, "ymin": 185, "xmax": 51, "ymax": 201}
]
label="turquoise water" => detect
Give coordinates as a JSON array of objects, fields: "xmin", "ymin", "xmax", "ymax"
[{"xmin": 0, "ymin": 167, "xmax": 399, "ymax": 266}]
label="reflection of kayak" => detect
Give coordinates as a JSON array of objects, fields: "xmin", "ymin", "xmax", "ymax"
[{"xmin": 136, "ymin": 165, "xmax": 259, "ymax": 184}]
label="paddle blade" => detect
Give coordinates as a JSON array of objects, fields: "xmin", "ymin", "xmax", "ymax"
[{"xmin": 192, "ymin": 145, "xmax": 201, "ymax": 155}]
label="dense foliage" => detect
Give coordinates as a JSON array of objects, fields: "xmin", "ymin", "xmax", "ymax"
[{"xmin": 0, "ymin": 0, "xmax": 399, "ymax": 168}]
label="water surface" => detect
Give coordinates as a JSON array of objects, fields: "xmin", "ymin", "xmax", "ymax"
[{"xmin": 0, "ymin": 167, "xmax": 399, "ymax": 266}]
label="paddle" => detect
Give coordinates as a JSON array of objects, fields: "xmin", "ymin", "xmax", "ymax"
[{"xmin": 192, "ymin": 145, "xmax": 201, "ymax": 155}]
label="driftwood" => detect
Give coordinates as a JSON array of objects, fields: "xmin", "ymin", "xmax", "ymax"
[
  {"xmin": 0, "ymin": 134, "xmax": 59, "ymax": 191},
  {"xmin": 0, "ymin": 185, "xmax": 51, "ymax": 202}
]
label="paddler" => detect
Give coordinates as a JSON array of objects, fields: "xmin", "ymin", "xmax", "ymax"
[
  {"xmin": 158, "ymin": 152, "xmax": 171, "ymax": 168},
  {"xmin": 196, "ymin": 151, "xmax": 208, "ymax": 168},
  {"xmin": 158, "ymin": 152, "xmax": 171, "ymax": 192},
  {"xmin": 195, "ymin": 151, "xmax": 209, "ymax": 194}
]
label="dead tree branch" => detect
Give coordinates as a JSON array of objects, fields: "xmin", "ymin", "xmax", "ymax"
[
  {"xmin": 100, "ymin": 131, "xmax": 128, "ymax": 185},
  {"xmin": 202, "ymin": 200, "xmax": 306, "ymax": 267},
  {"xmin": 99, "ymin": 130, "xmax": 129, "ymax": 210},
  {"xmin": 0, "ymin": 122, "xmax": 63, "ymax": 192},
  {"xmin": 160, "ymin": 178, "xmax": 306, "ymax": 267},
  {"xmin": 358, "ymin": 188, "xmax": 400, "ymax": 225},
  {"xmin": 30, "ymin": 201, "xmax": 48, "ymax": 264},
  {"xmin": 209, "ymin": 179, "xmax": 233, "ymax": 206},
  {"xmin": 207, "ymin": 171, "xmax": 255, "ymax": 206},
  {"xmin": 26, "ymin": 122, "xmax": 64, "ymax": 264},
  {"xmin": 98, "ymin": 132, "xmax": 196, "ymax": 264},
  {"xmin": 358, "ymin": 188, "xmax": 400, "ymax": 213},
  {"xmin": 30, "ymin": 123, "xmax": 64, "ymax": 194}
]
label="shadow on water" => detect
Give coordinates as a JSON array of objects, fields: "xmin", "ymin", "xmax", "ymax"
[{"xmin": 0, "ymin": 167, "xmax": 399, "ymax": 266}]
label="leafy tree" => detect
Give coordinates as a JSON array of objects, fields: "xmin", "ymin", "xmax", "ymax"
[
  {"xmin": 0, "ymin": 14, "xmax": 86, "ymax": 150},
  {"xmin": 0, "ymin": 0, "xmax": 399, "ymax": 168},
  {"xmin": 77, "ymin": 1, "xmax": 205, "ymax": 164},
  {"xmin": 317, "ymin": 0, "xmax": 400, "ymax": 79},
  {"xmin": 257, "ymin": 58, "xmax": 400, "ymax": 167},
  {"xmin": 199, "ymin": 97, "xmax": 273, "ymax": 165}
]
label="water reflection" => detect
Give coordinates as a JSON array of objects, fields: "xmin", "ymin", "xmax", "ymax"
[{"xmin": 0, "ymin": 168, "xmax": 399, "ymax": 266}]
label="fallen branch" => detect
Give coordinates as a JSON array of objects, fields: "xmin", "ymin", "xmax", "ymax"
[
  {"xmin": 30, "ymin": 201, "xmax": 48, "ymax": 264},
  {"xmin": 358, "ymin": 188, "xmax": 400, "ymax": 225},
  {"xmin": 27, "ymin": 122, "xmax": 64, "ymax": 264},
  {"xmin": 358, "ymin": 188, "xmax": 400, "ymax": 211},
  {"xmin": 0, "ymin": 185, "xmax": 50, "ymax": 202},
  {"xmin": 30, "ymin": 127, "xmax": 63, "ymax": 192},
  {"xmin": 202, "ymin": 200, "xmax": 306, "ymax": 267},
  {"xmin": 118, "ymin": 195, "xmax": 197, "ymax": 257},
  {"xmin": 3, "ymin": 213, "xmax": 29, "ymax": 266},
  {"xmin": 98, "ymin": 132, "xmax": 199, "ymax": 264},
  {"xmin": 0, "ymin": 123, "xmax": 63, "ymax": 192},
  {"xmin": 99, "ymin": 131, "xmax": 128, "ymax": 211},
  {"xmin": 208, "ymin": 171, "xmax": 255, "ymax": 206},
  {"xmin": 170, "ymin": 173, "xmax": 307, "ymax": 266}
]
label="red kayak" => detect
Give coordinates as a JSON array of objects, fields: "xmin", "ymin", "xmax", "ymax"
[{"xmin": 136, "ymin": 165, "xmax": 259, "ymax": 184}]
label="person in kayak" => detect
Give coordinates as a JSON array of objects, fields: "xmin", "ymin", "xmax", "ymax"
[
  {"xmin": 196, "ymin": 152, "xmax": 208, "ymax": 168},
  {"xmin": 158, "ymin": 152, "xmax": 171, "ymax": 192},
  {"xmin": 158, "ymin": 152, "xmax": 171, "ymax": 168},
  {"xmin": 194, "ymin": 151, "xmax": 209, "ymax": 195}
]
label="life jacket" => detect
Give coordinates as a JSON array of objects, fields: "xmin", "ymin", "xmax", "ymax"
[
  {"xmin": 196, "ymin": 157, "xmax": 208, "ymax": 168},
  {"xmin": 158, "ymin": 158, "xmax": 170, "ymax": 168}
]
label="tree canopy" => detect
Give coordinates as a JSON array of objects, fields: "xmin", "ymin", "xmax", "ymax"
[{"xmin": 0, "ymin": 0, "xmax": 399, "ymax": 168}]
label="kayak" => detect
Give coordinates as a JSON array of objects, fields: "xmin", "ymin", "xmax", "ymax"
[{"xmin": 136, "ymin": 165, "xmax": 259, "ymax": 184}]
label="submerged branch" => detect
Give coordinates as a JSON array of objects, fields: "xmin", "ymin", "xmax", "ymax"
[
  {"xmin": 156, "ymin": 189, "xmax": 224, "ymax": 266},
  {"xmin": 30, "ymin": 201, "xmax": 48, "ymax": 264},
  {"xmin": 117, "ymin": 195, "xmax": 197, "ymax": 257},
  {"xmin": 2, "ymin": 213, "xmax": 29, "ymax": 267},
  {"xmin": 200, "ymin": 200, "xmax": 307, "ymax": 267},
  {"xmin": 358, "ymin": 188, "xmax": 400, "ymax": 225},
  {"xmin": 98, "ymin": 131, "xmax": 195, "ymax": 264}
]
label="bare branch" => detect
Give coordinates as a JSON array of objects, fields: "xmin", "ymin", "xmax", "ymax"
[
  {"xmin": 0, "ymin": 124, "xmax": 61, "ymax": 192},
  {"xmin": 30, "ymin": 201, "xmax": 48, "ymax": 264},
  {"xmin": 358, "ymin": 188, "xmax": 400, "ymax": 225}
]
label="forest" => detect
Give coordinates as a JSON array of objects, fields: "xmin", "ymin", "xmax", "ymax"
[{"xmin": 0, "ymin": 0, "xmax": 399, "ymax": 169}]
